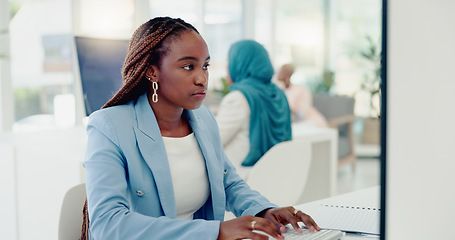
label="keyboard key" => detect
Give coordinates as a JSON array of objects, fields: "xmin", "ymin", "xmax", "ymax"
[{"xmin": 281, "ymin": 228, "xmax": 344, "ymax": 240}]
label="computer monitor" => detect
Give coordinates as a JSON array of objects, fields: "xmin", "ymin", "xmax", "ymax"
[
  {"xmin": 380, "ymin": 0, "xmax": 386, "ymax": 236},
  {"xmin": 74, "ymin": 36, "xmax": 129, "ymax": 116}
]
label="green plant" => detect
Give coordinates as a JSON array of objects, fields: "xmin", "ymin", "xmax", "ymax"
[
  {"xmin": 0, "ymin": 29, "xmax": 8, "ymax": 59},
  {"xmin": 14, "ymin": 87, "xmax": 41, "ymax": 121},
  {"xmin": 309, "ymin": 70, "xmax": 335, "ymax": 94},
  {"xmin": 214, "ymin": 77, "xmax": 230, "ymax": 97},
  {"xmin": 360, "ymin": 36, "xmax": 381, "ymax": 117},
  {"xmin": 0, "ymin": 1, "xmax": 21, "ymax": 59},
  {"xmin": 318, "ymin": 70, "xmax": 335, "ymax": 93}
]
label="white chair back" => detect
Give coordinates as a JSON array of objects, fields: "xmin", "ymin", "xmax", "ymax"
[
  {"xmin": 58, "ymin": 183, "xmax": 86, "ymax": 240},
  {"xmin": 246, "ymin": 136, "xmax": 312, "ymax": 207}
]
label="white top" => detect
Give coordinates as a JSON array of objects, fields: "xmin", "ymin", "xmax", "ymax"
[
  {"xmin": 162, "ymin": 132, "xmax": 210, "ymax": 220},
  {"xmin": 215, "ymin": 90, "xmax": 251, "ymax": 179}
]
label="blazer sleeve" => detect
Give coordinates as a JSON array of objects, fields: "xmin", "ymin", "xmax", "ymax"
[
  {"xmin": 84, "ymin": 109, "xmax": 220, "ymax": 240},
  {"xmin": 202, "ymin": 106, "xmax": 278, "ymax": 217},
  {"xmin": 222, "ymin": 151, "xmax": 278, "ymax": 217}
]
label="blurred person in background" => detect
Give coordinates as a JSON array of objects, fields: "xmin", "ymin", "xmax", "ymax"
[
  {"xmin": 276, "ymin": 63, "xmax": 328, "ymax": 128},
  {"xmin": 216, "ymin": 40, "xmax": 292, "ymax": 179}
]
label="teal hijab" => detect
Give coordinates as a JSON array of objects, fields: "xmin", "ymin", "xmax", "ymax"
[{"xmin": 228, "ymin": 40, "xmax": 292, "ymax": 167}]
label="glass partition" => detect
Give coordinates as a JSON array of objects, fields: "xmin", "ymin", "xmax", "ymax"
[{"xmin": 2, "ymin": 0, "xmax": 384, "ymax": 239}]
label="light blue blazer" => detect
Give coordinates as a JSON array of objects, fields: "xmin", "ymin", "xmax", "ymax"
[{"xmin": 84, "ymin": 93, "xmax": 277, "ymax": 240}]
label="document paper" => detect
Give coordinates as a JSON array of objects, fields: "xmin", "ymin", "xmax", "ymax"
[{"xmin": 313, "ymin": 204, "xmax": 380, "ymax": 235}]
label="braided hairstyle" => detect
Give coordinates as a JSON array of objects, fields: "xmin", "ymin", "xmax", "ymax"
[
  {"xmin": 102, "ymin": 16, "xmax": 199, "ymax": 109},
  {"xmin": 80, "ymin": 17, "xmax": 198, "ymax": 240}
]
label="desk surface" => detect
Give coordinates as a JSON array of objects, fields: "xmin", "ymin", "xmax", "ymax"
[
  {"xmin": 295, "ymin": 186, "xmax": 380, "ymax": 240},
  {"xmin": 292, "ymin": 122, "xmax": 337, "ymax": 140}
]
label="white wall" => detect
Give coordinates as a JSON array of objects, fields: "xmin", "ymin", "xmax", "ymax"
[
  {"xmin": 387, "ymin": 0, "xmax": 455, "ymax": 239},
  {"xmin": 0, "ymin": 0, "xmax": 13, "ymax": 132},
  {"xmin": 0, "ymin": 142, "xmax": 17, "ymax": 239},
  {"xmin": 0, "ymin": 127, "xmax": 87, "ymax": 240}
]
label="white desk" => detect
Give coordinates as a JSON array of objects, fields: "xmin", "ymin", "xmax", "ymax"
[
  {"xmin": 292, "ymin": 123, "xmax": 338, "ymax": 203},
  {"xmin": 295, "ymin": 186, "xmax": 381, "ymax": 239}
]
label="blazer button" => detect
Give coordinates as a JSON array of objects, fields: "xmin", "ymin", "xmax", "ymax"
[{"xmin": 136, "ymin": 190, "xmax": 144, "ymax": 197}]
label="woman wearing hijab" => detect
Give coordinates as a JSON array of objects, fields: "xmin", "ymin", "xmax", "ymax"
[{"xmin": 216, "ymin": 40, "xmax": 292, "ymax": 179}]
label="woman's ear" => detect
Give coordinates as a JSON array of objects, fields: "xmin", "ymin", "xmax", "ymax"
[{"xmin": 146, "ymin": 66, "xmax": 159, "ymax": 82}]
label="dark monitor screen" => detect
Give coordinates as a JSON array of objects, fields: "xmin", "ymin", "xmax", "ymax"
[{"xmin": 75, "ymin": 36, "xmax": 129, "ymax": 115}]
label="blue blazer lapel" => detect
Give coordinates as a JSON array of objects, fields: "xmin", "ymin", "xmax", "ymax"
[
  {"xmin": 185, "ymin": 110, "xmax": 225, "ymax": 220},
  {"xmin": 133, "ymin": 94, "xmax": 176, "ymax": 218}
]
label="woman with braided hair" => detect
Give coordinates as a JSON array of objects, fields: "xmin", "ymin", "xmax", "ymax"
[{"xmin": 82, "ymin": 17, "xmax": 320, "ymax": 240}]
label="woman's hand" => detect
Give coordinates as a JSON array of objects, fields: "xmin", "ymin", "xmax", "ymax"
[
  {"xmin": 217, "ymin": 215, "xmax": 284, "ymax": 240},
  {"xmin": 260, "ymin": 207, "xmax": 321, "ymax": 233}
]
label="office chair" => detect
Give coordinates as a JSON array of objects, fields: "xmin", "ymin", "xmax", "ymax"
[
  {"xmin": 245, "ymin": 136, "xmax": 312, "ymax": 207},
  {"xmin": 58, "ymin": 183, "xmax": 86, "ymax": 240},
  {"xmin": 313, "ymin": 94, "xmax": 356, "ymax": 170}
]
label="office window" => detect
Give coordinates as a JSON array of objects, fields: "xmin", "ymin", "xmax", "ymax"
[
  {"xmin": 10, "ymin": 0, "xmax": 74, "ymax": 131},
  {"xmin": 204, "ymin": 0, "xmax": 242, "ymax": 89},
  {"xmin": 274, "ymin": 0, "xmax": 324, "ymax": 85},
  {"xmin": 272, "ymin": 0, "xmax": 381, "ymax": 117},
  {"xmin": 254, "ymin": 0, "xmax": 274, "ymax": 57},
  {"xmin": 75, "ymin": 0, "xmax": 135, "ymax": 39},
  {"xmin": 149, "ymin": 0, "xmax": 200, "ymax": 28},
  {"xmin": 5, "ymin": 0, "xmax": 381, "ymax": 132},
  {"xmin": 331, "ymin": 0, "xmax": 381, "ymax": 117}
]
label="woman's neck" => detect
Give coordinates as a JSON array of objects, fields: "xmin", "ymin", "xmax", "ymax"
[
  {"xmin": 149, "ymin": 95, "xmax": 191, "ymax": 138},
  {"xmin": 157, "ymin": 115, "xmax": 191, "ymax": 138}
]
